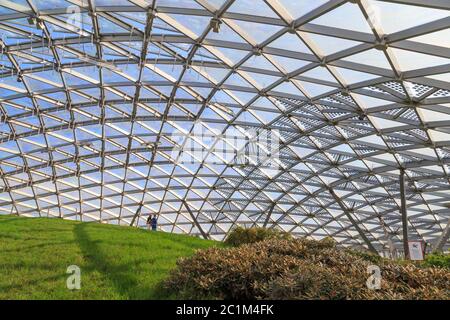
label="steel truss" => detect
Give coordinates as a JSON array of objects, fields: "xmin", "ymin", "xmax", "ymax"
[{"xmin": 0, "ymin": 0, "xmax": 449, "ymax": 253}]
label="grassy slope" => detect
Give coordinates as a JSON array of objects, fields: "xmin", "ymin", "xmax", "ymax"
[{"xmin": 0, "ymin": 215, "xmax": 222, "ymax": 299}]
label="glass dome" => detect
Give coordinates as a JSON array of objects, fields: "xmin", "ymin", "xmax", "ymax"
[{"xmin": 0, "ymin": 0, "xmax": 449, "ymax": 253}]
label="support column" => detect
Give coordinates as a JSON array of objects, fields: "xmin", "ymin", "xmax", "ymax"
[
  {"xmin": 379, "ymin": 216, "xmax": 396, "ymax": 259},
  {"xmin": 130, "ymin": 204, "xmax": 142, "ymax": 227},
  {"xmin": 329, "ymin": 188, "xmax": 378, "ymax": 255},
  {"xmin": 183, "ymin": 200, "xmax": 209, "ymax": 240},
  {"xmin": 263, "ymin": 202, "xmax": 276, "ymax": 228},
  {"xmin": 399, "ymin": 169, "xmax": 409, "ymax": 259},
  {"xmin": 433, "ymin": 217, "xmax": 450, "ymax": 252}
]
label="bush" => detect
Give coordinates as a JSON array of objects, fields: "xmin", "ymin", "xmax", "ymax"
[
  {"xmin": 265, "ymin": 264, "xmax": 352, "ymax": 300},
  {"xmin": 164, "ymin": 238, "xmax": 450, "ymax": 300},
  {"xmin": 423, "ymin": 253, "xmax": 450, "ymax": 269},
  {"xmin": 224, "ymin": 226, "xmax": 291, "ymax": 247},
  {"xmin": 346, "ymin": 248, "xmax": 383, "ymax": 265}
]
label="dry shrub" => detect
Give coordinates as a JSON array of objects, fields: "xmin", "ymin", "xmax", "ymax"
[{"xmin": 164, "ymin": 238, "xmax": 450, "ymax": 300}]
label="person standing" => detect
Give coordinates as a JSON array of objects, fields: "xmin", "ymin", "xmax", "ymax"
[
  {"xmin": 146, "ymin": 215, "xmax": 152, "ymax": 231},
  {"xmin": 151, "ymin": 215, "xmax": 158, "ymax": 231}
]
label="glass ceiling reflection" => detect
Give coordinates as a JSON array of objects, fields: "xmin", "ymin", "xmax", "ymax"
[{"xmin": 0, "ymin": 0, "xmax": 449, "ymax": 253}]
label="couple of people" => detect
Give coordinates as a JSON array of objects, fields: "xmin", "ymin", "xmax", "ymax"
[{"xmin": 146, "ymin": 215, "xmax": 158, "ymax": 231}]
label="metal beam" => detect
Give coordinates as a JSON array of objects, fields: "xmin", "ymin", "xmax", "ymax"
[
  {"xmin": 183, "ymin": 200, "xmax": 209, "ymax": 240},
  {"xmin": 377, "ymin": 0, "xmax": 450, "ymax": 10},
  {"xmin": 130, "ymin": 204, "xmax": 142, "ymax": 227},
  {"xmin": 378, "ymin": 216, "xmax": 397, "ymax": 259},
  {"xmin": 433, "ymin": 217, "xmax": 450, "ymax": 252},
  {"xmin": 263, "ymin": 202, "xmax": 276, "ymax": 228},
  {"xmin": 329, "ymin": 189, "xmax": 379, "ymax": 255},
  {"xmin": 1, "ymin": 0, "xmax": 450, "ymax": 249},
  {"xmin": 120, "ymin": 4, "xmax": 157, "ymax": 223},
  {"xmin": 399, "ymin": 169, "xmax": 410, "ymax": 259}
]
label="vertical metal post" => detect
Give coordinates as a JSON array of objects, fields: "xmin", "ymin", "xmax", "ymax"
[{"xmin": 399, "ymin": 169, "xmax": 409, "ymax": 259}]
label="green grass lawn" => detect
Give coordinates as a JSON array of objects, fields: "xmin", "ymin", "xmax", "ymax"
[{"xmin": 0, "ymin": 215, "xmax": 222, "ymax": 299}]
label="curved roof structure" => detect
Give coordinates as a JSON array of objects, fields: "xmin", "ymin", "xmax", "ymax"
[{"xmin": 0, "ymin": 0, "xmax": 449, "ymax": 253}]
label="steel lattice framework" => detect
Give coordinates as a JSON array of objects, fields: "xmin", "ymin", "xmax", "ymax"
[{"xmin": 0, "ymin": 0, "xmax": 449, "ymax": 254}]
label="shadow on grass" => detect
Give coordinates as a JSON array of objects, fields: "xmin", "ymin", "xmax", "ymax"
[
  {"xmin": 73, "ymin": 224, "xmax": 204, "ymax": 299},
  {"xmin": 73, "ymin": 223, "xmax": 144, "ymax": 299}
]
